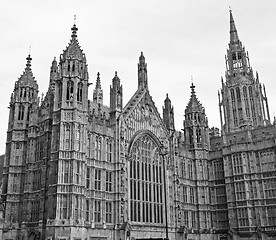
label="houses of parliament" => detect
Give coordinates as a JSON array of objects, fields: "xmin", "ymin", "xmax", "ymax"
[{"xmin": 0, "ymin": 10, "xmax": 275, "ymax": 240}]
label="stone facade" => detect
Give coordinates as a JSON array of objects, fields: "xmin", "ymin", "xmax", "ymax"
[{"xmin": 1, "ymin": 10, "xmax": 276, "ymax": 240}]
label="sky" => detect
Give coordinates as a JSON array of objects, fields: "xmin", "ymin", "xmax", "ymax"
[{"xmin": 0, "ymin": 0, "xmax": 276, "ymax": 154}]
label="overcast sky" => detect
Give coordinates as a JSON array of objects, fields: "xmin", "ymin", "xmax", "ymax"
[{"xmin": 0, "ymin": 0, "xmax": 276, "ymax": 154}]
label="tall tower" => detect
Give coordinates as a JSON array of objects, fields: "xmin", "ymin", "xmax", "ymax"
[
  {"xmin": 219, "ymin": 10, "xmax": 270, "ymax": 133},
  {"xmin": 184, "ymin": 83, "xmax": 209, "ymax": 150},
  {"xmin": 2, "ymin": 55, "xmax": 39, "ymax": 225},
  {"xmin": 183, "ymin": 83, "xmax": 211, "ymax": 231},
  {"xmin": 49, "ymin": 22, "xmax": 89, "ymax": 229}
]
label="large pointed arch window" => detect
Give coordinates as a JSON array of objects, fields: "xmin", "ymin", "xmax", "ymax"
[{"xmin": 129, "ymin": 134, "xmax": 164, "ymax": 224}]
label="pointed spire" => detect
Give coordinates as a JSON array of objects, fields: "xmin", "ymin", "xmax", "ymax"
[
  {"xmin": 96, "ymin": 72, "xmax": 101, "ymax": 88},
  {"xmin": 185, "ymin": 82, "xmax": 205, "ymax": 114},
  {"xmin": 93, "ymin": 72, "xmax": 103, "ymax": 104},
  {"xmin": 230, "ymin": 9, "xmax": 240, "ymax": 44}
]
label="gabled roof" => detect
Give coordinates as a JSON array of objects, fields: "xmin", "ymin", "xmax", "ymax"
[{"xmin": 121, "ymin": 87, "xmax": 168, "ymax": 135}]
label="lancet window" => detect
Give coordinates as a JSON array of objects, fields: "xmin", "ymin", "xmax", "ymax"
[
  {"xmin": 196, "ymin": 128, "xmax": 201, "ymax": 143},
  {"xmin": 65, "ymin": 124, "xmax": 71, "ymax": 150},
  {"xmin": 236, "ymin": 87, "xmax": 241, "ymax": 102},
  {"xmin": 243, "ymin": 86, "xmax": 250, "ymax": 117},
  {"xmin": 106, "ymin": 139, "xmax": 113, "ymax": 162},
  {"xmin": 86, "ymin": 199, "xmax": 90, "ymax": 222},
  {"xmin": 249, "ymin": 86, "xmax": 256, "ymax": 124},
  {"xmin": 66, "ymin": 81, "xmax": 74, "ymax": 101},
  {"xmin": 129, "ymin": 134, "xmax": 164, "ymax": 224},
  {"xmin": 58, "ymin": 81, "xmax": 62, "ymax": 102},
  {"xmin": 27, "ymin": 107, "xmax": 30, "ymax": 121},
  {"xmin": 76, "ymin": 125, "xmax": 81, "ymax": 151},
  {"xmin": 87, "ymin": 135, "xmax": 91, "ymax": 158},
  {"xmin": 18, "ymin": 105, "xmax": 25, "ymax": 120},
  {"xmin": 77, "ymin": 82, "xmax": 83, "ymax": 102},
  {"xmin": 95, "ymin": 137, "xmax": 102, "ymax": 160}
]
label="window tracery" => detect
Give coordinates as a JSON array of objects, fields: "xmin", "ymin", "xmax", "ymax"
[{"xmin": 130, "ymin": 134, "xmax": 164, "ymax": 224}]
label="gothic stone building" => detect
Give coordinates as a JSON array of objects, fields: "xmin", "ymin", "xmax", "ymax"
[{"xmin": 1, "ymin": 10, "xmax": 276, "ymax": 240}]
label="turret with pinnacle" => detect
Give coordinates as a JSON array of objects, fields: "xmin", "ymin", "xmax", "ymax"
[
  {"xmin": 220, "ymin": 10, "xmax": 271, "ymax": 133},
  {"xmin": 184, "ymin": 83, "xmax": 209, "ymax": 150},
  {"xmin": 138, "ymin": 52, "xmax": 148, "ymax": 90}
]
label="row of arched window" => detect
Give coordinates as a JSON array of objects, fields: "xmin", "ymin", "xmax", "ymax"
[
  {"xmin": 186, "ymin": 112, "xmax": 202, "ymax": 122},
  {"xmin": 19, "ymin": 87, "xmax": 35, "ymax": 100},
  {"xmin": 232, "ymin": 52, "xmax": 242, "ymax": 61},
  {"xmin": 64, "ymin": 124, "xmax": 82, "ymax": 151},
  {"xmin": 230, "ymin": 86, "xmax": 255, "ymax": 101},
  {"xmin": 57, "ymin": 81, "xmax": 83, "ymax": 103},
  {"xmin": 18, "ymin": 105, "xmax": 30, "ymax": 121},
  {"xmin": 87, "ymin": 135, "xmax": 113, "ymax": 162},
  {"xmin": 66, "ymin": 61, "xmax": 83, "ymax": 73},
  {"xmin": 230, "ymin": 85, "xmax": 257, "ymax": 126}
]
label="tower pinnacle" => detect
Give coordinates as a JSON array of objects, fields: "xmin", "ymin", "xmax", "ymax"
[
  {"xmin": 229, "ymin": 9, "xmax": 239, "ymax": 44},
  {"xmin": 93, "ymin": 72, "xmax": 103, "ymax": 104},
  {"xmin": 138, "ymin": 52, "xmax": 148, "ymax": 89},
  {"xmin": 96, "ymin": 72, "xmax": 101, "ymax": 89}
]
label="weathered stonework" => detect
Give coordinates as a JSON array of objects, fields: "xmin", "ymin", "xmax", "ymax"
[{"xmin": 0, "ymin": 11, "xmax": 275, "ymax": 240}]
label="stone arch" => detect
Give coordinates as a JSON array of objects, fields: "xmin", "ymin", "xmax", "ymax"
[
  {"xmin": 28, "ymin": 232, "xmax": 39, "ymax": 240},
  {"xmin": 127, "ymin": 130, "xmax": 166, "ymax": 223},
  {"xmin": 127, "ymin": 130, "xmax": 162, "ymax": 155}
]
